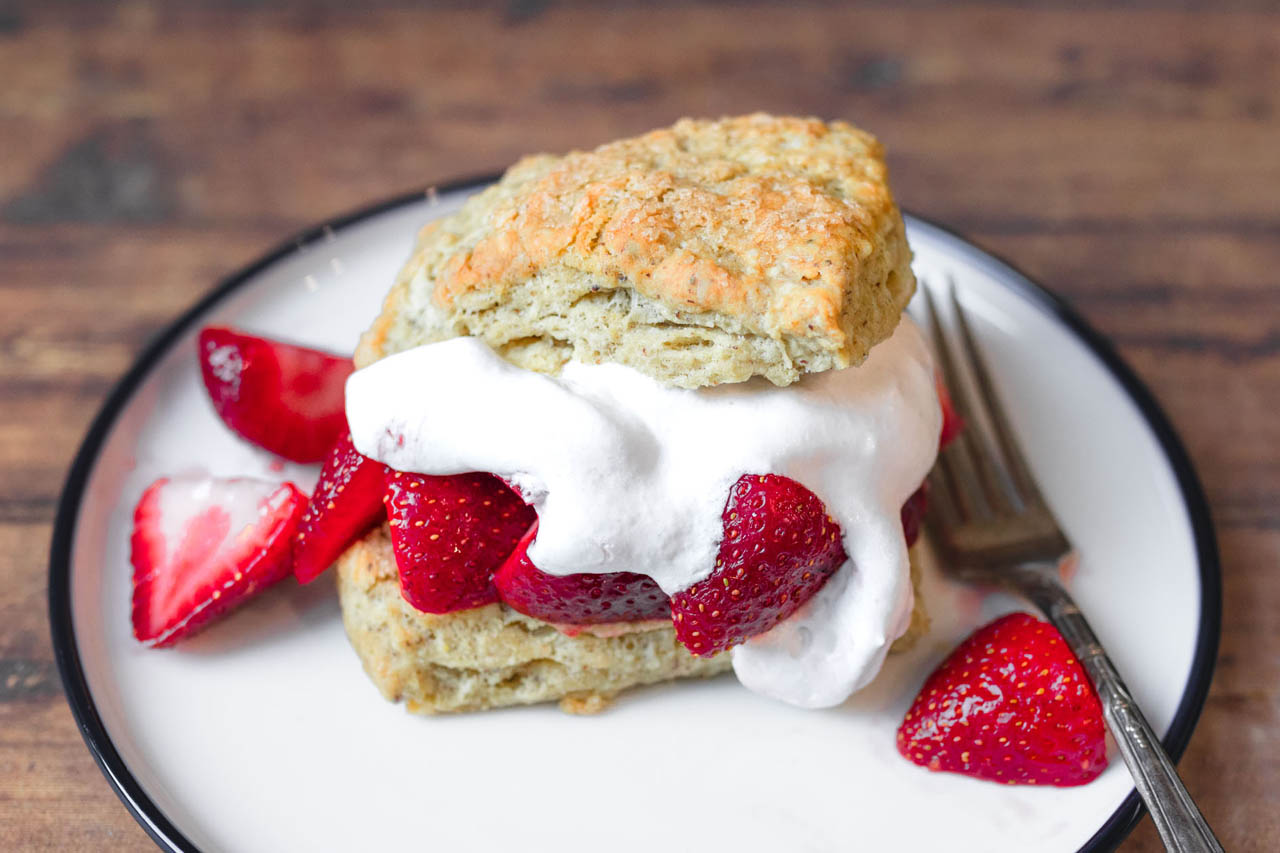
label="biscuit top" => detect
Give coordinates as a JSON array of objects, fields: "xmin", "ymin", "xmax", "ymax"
[{"xmin": 358, "ymin": 114, "xmax": 915, "ymax": 388}]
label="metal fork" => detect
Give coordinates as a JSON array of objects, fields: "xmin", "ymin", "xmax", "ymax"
[{"xmin": 920, "ymin": 283, "xmax": 1223, "ymax": 853}]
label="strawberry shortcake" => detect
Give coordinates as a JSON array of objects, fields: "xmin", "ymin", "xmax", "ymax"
[
  {"xmin": 328, "ymin": 114, "xmax": 947, "ymax": 713},
  {"xmin": 131, "ymin": 114, "xmax": 954, "ymax": 715}
]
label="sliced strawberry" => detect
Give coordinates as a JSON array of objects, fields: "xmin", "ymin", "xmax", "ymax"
[
  {"xmin": 494, "ymin": 522, "xmax": 670, "ymax": 624},
  {"xmin": 383, "ymin": 471, "xmax": 536, "ymax": 614},
  {"xmin": 198, "ymin": 326, "xmax": 353, "ymax": 464},
  {"xmin": 293, "ymin": 433, "xmax": 387, "ymax": 583},
  {"xmin": 671, "ymin": 474, "xmax": 847, "ymax": 656},
  {"xmin": 131, "ymin": 476, "xmax": 305, "ymax": 647},
  {"xmin": 937, "ymin": 375, "xmax": 964, "ymax": 448},
  {"xmin": 897, "ymin": 612, "xmax": 1108, "ymax": 786}
]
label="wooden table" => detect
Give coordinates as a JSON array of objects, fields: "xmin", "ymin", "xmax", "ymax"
[{"xmin": 2, "ymin": 2, "xmax": 1276, "ymax": 850}]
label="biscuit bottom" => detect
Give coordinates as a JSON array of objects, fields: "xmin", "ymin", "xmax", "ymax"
[{"xmin": 336, "ymin": 526, "xmax": 928, "ymax": 714}]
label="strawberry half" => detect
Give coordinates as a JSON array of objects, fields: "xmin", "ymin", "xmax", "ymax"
[
  {"xmin": 897, "ymin": 612, "xmax": 1108, "ymax": 786},
  {"xmin": 671, "ymin": 474, "xmax": 847, "ymax": 656},
  {"xmin": 198, "ymin": 326, "xmax": 353, "ymax": 463},
  {"xmin": 131, "ymin": 476, "xmax": 305, "ymax": 647},
  {"xmin": 293, "ymin": 433, "xmax": 387, "ymax": 583},
  {"xmin": 494, "ymin": 522, "xmax": 670, "ymax": 624},
  {"xmin": 384, "ymin": 471, "xmax": 536, "ymax": 614}
]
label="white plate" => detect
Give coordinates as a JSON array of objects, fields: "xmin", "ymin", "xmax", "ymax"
[{"xmin": 50, "ymin": 181, "xmax": 1219, "ymax": 853}]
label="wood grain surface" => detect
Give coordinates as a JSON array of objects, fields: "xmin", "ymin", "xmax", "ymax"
[{"xmin": 2, "ymin": 1, "xmax": 1277, "ymax": 850}]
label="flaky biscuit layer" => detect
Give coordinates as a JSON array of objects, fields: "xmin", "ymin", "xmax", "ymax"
[{"xmin": 356, "ymin": 114, "xmax": 914, "ymax": 388}]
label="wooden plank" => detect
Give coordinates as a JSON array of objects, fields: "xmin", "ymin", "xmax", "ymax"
[
  {"xmin": 2, "ymin": 6, "xmax": 1277, "ymax": 226},
  {"xmin": 1, "ymin": 1, "xmax": 1276, "ymax": 850}
]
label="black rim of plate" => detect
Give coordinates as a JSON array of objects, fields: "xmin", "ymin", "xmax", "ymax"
[{"xmin": 48, "ymin": 178, "xmax": 1221, "ymax": 853}]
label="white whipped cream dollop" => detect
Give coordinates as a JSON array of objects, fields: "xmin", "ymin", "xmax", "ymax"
[{"xmin": 346, "ymin": 319, "xmax": 940, "ymax": 708}]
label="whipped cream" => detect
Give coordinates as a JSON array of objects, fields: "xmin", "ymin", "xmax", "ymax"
[{"xmin": 346, "ymin": 320, "xmax": 940, "ymax": 708}]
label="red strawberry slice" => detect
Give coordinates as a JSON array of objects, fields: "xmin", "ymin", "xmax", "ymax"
[
  {"xmin": 293, "ymin": 433, "xmax": 387, "ymax": 583},
  {"xmin": 198, "ymin": 326, "xmax": 353, "ymax": 464},
  {"xmin": 384, "ymin": 471, "xmax": 536, "ymax": 614},
  {"xmin": 494, "ymin": 522, "xmax": 671, "ymax": 624},
  {"xmin": 131, "ymin": 476, "xmax": 305, "ymax": 647},
  {"xmin": 671, "ymin": 474, "xmax": 847, "ymax": 656},
  {"xmin": 937, "ymin": 375, "xmax": 964, "ymax": 448},
  {"xmin": 897, "ymin": 612, "xmax": 1108, "ymax": 786}
]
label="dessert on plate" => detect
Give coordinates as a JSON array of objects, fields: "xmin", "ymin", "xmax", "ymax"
[
  {"xmin": 129, "ymin": 113, "xmax": 1110, "ymax": 786},
  {"xmin": 333, "ymin": 114, "xmax": 943, "ymax": 713}
]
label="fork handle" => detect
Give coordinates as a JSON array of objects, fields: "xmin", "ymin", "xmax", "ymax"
[{"xmin": 1009, "ymin": 563, "xmax": 1224, "ymax": 853}]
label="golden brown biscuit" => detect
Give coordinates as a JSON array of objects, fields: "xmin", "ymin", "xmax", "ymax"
[{"xmin": 356, "ymin": 114, "xmax": 914, "ymax": 388}]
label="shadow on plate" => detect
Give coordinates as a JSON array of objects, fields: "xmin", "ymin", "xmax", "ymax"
[{"xmin": 175, "ymin": 576, "xmax": 341, "ymax": 657}]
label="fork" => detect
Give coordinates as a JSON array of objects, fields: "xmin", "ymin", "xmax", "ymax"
[{"xmin": 919, "ymin": 283, "xmax": 1223, "ymax": 853}]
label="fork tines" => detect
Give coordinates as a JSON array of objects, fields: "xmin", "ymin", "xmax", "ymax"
[{"xmin": 919, "ymin": 281, "xmax": 1064, "ymax": 561}]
